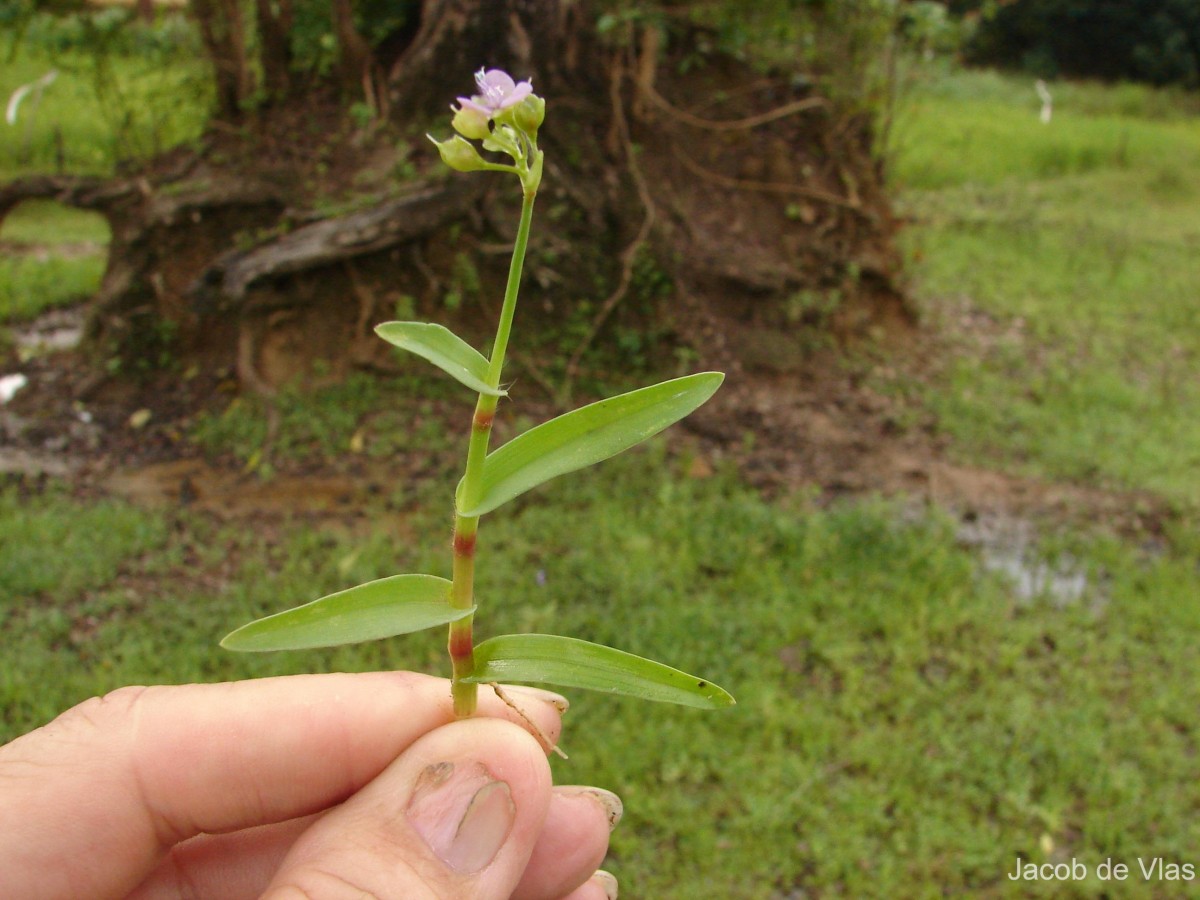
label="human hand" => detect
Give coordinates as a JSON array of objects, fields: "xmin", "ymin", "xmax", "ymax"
[{"xmin": 0, "ymin": 672, "xmax": 620, "ymax": 899}]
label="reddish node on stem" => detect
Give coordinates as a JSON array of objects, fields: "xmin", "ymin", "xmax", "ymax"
[
  {"xmin": 453, "ymin": 530, "xmax": 477, "ymax": 556},
  {"xmin": 473, "ymin": 409, "xmax": 494, "ymax": 431},
  {"xmin": 449, "ymin": 629, "xmax": 474, "ymax": 660}
]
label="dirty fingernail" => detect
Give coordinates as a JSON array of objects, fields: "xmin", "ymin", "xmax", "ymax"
[
  {"xmin": 407, "ymin": 762, "xmax": 515, "ymax": 873},
  {"xmin": 556, "ymin": 785, "xmax": 623, "ymax": 830},
  {"xmin": 501, "ymin": 684, "xmax": 570, "ymax": 713},
  {"xmin": 592, "ymin": 869, "xmax": 619, "ymax": 899}
]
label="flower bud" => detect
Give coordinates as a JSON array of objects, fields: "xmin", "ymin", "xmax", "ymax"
[
  {"xmin": 452, "ymin": 104, "xmax": 491, "ymax": 141},
  {"xmin": 513, "ymin": 94, "xmax": 545, "ymax": 136},
  {"xmin": 428, "ymin": 134, "xmax": 488, "ymax": 173}
]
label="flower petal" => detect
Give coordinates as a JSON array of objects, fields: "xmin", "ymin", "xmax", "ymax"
[
  {"xmin": 477, "ymin": 69, "xmax": 517, "ymax": 96},
  {"xmin": 497, "ymin": 81, "xmax": 534, "ymax": 110},
  {"xmin": 457, "ymin": 96, "xmax": 492, "ymax": 115}
]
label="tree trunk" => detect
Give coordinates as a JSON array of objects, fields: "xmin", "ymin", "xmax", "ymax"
[
  {"xmin": 255, "ymin": 0, "xmax": 294, "ymax": 99},
  {"xmin": 331, "ymin": 0, "xmax": 373, "ymax": 99},
  {"xmin": 385, "ymin": 0, "xmax": 596, "ymax": 120},
  {"xmin": 190, "ymin": 0, "xmax": 255, "ymax": 120},
  {"xmin": 2, "ymin": 0, "xmax": 907, "ymax": 399}
]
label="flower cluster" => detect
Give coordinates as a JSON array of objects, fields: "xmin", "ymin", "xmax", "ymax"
[{"xmin": 429, "ymin": 68, "xmax": 545, "ymax": 191}]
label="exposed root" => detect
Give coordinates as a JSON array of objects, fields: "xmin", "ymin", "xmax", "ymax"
[
  {"xmin": 560, "ymin": 54, "xmax": 656, "ymax": 402},
  {"xmin": 672, "ymin": 144, "xmax": 862, "ymax": 211},
  {"xmin": 234, "ymin": 317, "xmax": 280, "ymax": 470},
  {"xmin": 638, "ymin": 80, "xmax": 826, "ymax": 132}
]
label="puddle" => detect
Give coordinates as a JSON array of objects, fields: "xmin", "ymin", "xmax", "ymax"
[{"xmin": 958, "ymin": 513, "xmax": 1095, "ymax": 608}]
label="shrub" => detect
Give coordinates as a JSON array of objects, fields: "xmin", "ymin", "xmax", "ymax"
[{"xmin": 958, "ymin": 0, "xmax": 1200, "ymax": 88}]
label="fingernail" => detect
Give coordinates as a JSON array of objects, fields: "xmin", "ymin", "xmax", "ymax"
[
  {"xmin": 501, "ymin": 684, "xmax": 570, "ymax": 713},
  {"xmin": 556, "ymin": 785, "xmax": 623, "ymax": 830},
  {"xmin": 407, "ymin": 762, "xmax": 515, "ymax": 873},
  {"xmin": 592, "ymin": 869, "xmax": 619, "ymax": 899}
]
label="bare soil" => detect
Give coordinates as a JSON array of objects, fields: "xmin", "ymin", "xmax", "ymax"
[{"xmin": 0, "ymin": 300, "xmax": 1172, "ymax": 544}]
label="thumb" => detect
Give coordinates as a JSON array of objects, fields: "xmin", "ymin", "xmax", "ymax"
[{"xmin": 264, "ymin": 717, "xmax": 551, "ymax": 900}]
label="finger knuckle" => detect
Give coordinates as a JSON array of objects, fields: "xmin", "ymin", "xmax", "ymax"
[{"xmin": 43, "ymin": 684, "xmax": 151, "ymax": 740}]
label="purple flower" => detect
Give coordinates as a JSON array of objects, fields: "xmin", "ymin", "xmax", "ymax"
[{"xmin": 457, "ymin": 68, "xmax": 533, "ymax": 116}]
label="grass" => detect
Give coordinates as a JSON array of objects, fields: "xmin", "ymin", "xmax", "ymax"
[
  {"xmin": 892, "ymin": 65, "xmax": 1200, "ymax": 508},
  {"xmin": 0, "ymin": 254, "xmax": 105, "ymax": 323},
  {"xmin": 0, "ymin": 18, "xmax": 206, "ymax": 323},
  {"xmin": 3, "ymin": 455, "xmax": 1199, "ymax": 897},
  {"xmin": 0, "ymin": 483, "xmax": 167, "ymax": 601},
  {"xmin": 0, "ymin": 200, "xmax": 110, "ymax": 324},
  {"xmin": 891, "ymin": 65, "xmax": 1200, "ymax": 190},
  {"xmin": 0, "ymin": 199, "xmax": 110, "ymax": 244},
  {"xmin": 191, "ymin": 371, "xmax": 464, "ymax": 475},
  {"xmin": 0, "ymin": 38, "xmax": 209, "ymax": 179}
]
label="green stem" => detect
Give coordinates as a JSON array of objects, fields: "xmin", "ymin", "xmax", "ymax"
[
  {"xmin": 486, "ymin": 185, "xmax": 537, "ymax": 386},
  {"xmin": 448, "ymin": 186, "xmax": 538, "ymax": 717}
]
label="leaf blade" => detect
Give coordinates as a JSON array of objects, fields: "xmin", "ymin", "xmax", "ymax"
[
  {"xmin": 462, "ymin": 633, "xmax": 735, "ymax": 709},
  {"xmin": 459, "ymin": 372, "xmax": 723, "ymax": 516},
  {"xmin": 221, "ymin": 574, "xmax": 469, "ymax": 651},
  {"xmin": 375, "ymin": 322, "xmax": 504, "ymax": 397}
]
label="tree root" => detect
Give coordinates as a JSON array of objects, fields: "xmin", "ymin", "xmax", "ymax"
[{"xmin": 190, "ymin": 180, "xmax": 485, "ymax": 305}]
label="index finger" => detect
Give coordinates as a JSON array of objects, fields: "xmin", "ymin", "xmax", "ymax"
[{"xmin": 0, "ymin": 672, "xmax": 564, "ymax": 900}]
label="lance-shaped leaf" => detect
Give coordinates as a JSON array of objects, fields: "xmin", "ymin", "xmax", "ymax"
[
  {"xmin": 458, "ymin": 371, "xmax": 724, "ymax": 516},
  {"xmin": 375, "ymin": 322, "xmax": 504, "ymax": 397},
  {"xmin": 462, "ymin": 633, "xmax": 735, "ymax": 709},
  {"xmin": 221, "ymin": 574, "xmax": 470, "ymax": 651}
]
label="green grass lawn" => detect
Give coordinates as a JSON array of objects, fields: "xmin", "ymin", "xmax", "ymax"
[
  {"xmin": 0, "ymin": 20, "xmax": 208, "ymax": 323},
  {"xmin": 0, "ymin": 200, "xmax": 110, "ymax": 324},
  {"xmin": 893, "ymin": 65, "xmax": 1200, "ymax": 508},
  {"xmin": 3, "ymin": 454, "xmax": 1199, "ymax": 897},
  {"xmin": 0, "ymin": 41, "xmax": 209, "ymax": 179},
  {"xmin": 0, "ymin": 253, "xmax": 105, "ymax": 323},
  {"xmin": 0, "ymin": 199, "xmax": 110, "ymax": 244}
]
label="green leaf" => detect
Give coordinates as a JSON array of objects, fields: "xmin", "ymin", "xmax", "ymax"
[
  {"xmin": 375, "ymin": 322, "xmax": 504, "ymax": 397},
  {"xmin": 462, "ymin": 634, "xmax": 735, "ymax": 710},
  {"xmin": 458, "ymin": 372, "xmax": 724, "ymax": 516},
  {"xmin": 221, "ymin": 574, "xmax": 470, "ymax": 652}
]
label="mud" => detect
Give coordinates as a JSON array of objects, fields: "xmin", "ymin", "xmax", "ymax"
[{"xmin": 100, "ymin": 458, "xmax": 378, "ymax": 519}]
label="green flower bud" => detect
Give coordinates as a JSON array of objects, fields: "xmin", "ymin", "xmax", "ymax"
[
  {"xmin": 513, "ymin": 94, "xmax": 545, "ymax": 136},
  {"xmin": 451, "ymin": 104, "xmax": 491, "ymax": 141},
  {"xmin": 482, "ymin": 124, "xmax": 520, "ymax": 160},
  {"xmin": 428, "ymin": 134, "xmax": 488, "ymax": 173}
]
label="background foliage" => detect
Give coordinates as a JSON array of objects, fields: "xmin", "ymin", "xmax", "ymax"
[
  {"xmin": 956, "ymin": 0, "xmax": 1200, "ymax": 87},
  {"xmin": 1, "ymin": 5, "xmax": 208, "ymax": 172}
]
